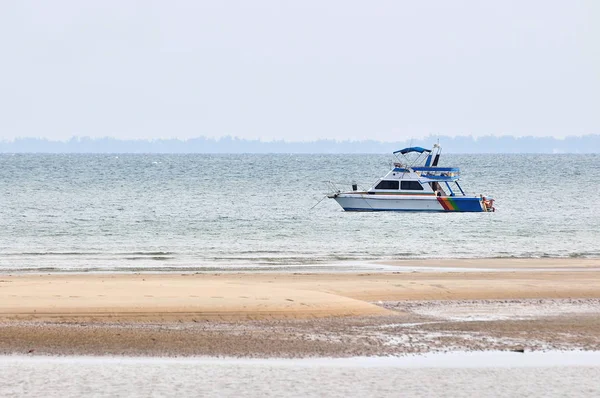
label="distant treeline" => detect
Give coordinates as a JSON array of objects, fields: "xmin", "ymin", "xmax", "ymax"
[{"xmin": 1, "ymin": 135, "xmax": 599, "ymax": 153}]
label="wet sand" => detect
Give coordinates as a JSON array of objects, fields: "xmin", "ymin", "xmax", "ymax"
[{"xmin": 1, "ymin": 258, "xmax": 599, "ymax": 356}]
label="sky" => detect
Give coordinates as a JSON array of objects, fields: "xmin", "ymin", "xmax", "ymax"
[{"xmin": 0, "ymin": 1, "xmax": 598, "ymax": 142}]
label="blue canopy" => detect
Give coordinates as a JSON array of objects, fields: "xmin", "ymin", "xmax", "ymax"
[
  {"xmin": 393, "ymin": 146, "xmax": 432, "ymax": 155},
  {"xmin": 412, "ymin": 167, "xmax": 459, "ymax": 172}
]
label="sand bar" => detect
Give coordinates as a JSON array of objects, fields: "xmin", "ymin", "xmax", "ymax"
[
  {"xmin": 1, "ymin": 259, "xmax": 600, "ymax": 322},
  {"xmin": 0, "ymin": 274, "xmax": 391, "ymax": 322},
  {"xmin": 2, "ymin": 258, "xmax": 600, "ymax": 356}
]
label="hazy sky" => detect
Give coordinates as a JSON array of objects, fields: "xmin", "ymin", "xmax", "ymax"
[{"xmin": 1, "ymin": 1, "xmax": 598, "ymax": 141}]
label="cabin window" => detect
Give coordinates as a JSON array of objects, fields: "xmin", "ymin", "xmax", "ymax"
[
  {"xmin": 400, "ymin": 181, "xmax": 424, "ymax": 190},
  {"xmin": 375, "ymin": 180, "xmax": 399, "ymax": 190}
]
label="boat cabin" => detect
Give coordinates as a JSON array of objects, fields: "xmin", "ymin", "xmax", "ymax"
[{"xmin": 368, "ymin": 145, "xmax": 467, "ymax": 197}]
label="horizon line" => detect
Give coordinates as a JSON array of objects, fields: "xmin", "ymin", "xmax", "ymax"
[{"xmin": 2, "ymin": 133, "xmax": 600, "ymax": 144}]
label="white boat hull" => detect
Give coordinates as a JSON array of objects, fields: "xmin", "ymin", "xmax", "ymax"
[{"xmin": 331, "ymin": 193, "xmax": 485, "ymax": 212}]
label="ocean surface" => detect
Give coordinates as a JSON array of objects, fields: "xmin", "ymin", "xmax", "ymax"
[
  {"xmin": 1, "ymin": 153, "xmax": 599, "ymax": 273},
  {"xmin": 2, "ymin": 352, "xmax": 600, "ymax": 397}
]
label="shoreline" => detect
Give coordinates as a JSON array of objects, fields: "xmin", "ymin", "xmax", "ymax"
[
  {"xmin": 3, "ymin": 257, "xmax": 600, "ymax": 275},
  {"xmin": 2, "ymin": 258, "xmax": 600, "ymax": 357},
  {"xmin": 5, "ymin": 350, "xmax": 600, "ymax": 366}
]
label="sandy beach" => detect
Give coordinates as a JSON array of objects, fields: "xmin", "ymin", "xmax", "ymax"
[{"xmin": 1, "ymin": 258, "xmax": 600, "ymax": 356}]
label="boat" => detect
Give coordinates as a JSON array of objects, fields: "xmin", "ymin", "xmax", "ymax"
[{"xmin": 327, "ymin": 144, "xmax": 495, "ymax": 212}]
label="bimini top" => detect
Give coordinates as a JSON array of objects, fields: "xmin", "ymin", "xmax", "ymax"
[{"xmin": 393, "ymin": 146, "xmax": 432, "ymax": 155}]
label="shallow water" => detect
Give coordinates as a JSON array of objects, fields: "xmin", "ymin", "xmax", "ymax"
[
  {"xmin": 1, "ymin": 153, "xmax": 599, "ymax": 272},
  {"xmin": 2, "ymin": 352, "xmax": 599, "ymax": 397}
]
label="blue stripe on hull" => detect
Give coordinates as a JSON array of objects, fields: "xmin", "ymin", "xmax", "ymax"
[{"xmin": 449, "ymin": 197, "xmax": 485, "ymax": 212}]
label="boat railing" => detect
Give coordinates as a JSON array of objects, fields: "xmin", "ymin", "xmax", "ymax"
[
  {"xmin": 325, "ymin": 181, "xmax": 341, "ymax": 194},
  {"xmin": 413, "ymin": 166, "xmax": 460, "ymax": 179},
  {"xmin": 326, "ymin": 180, "xmax": 369, "ymax": 194},
  {"xmin": 412, "ymin": 167, "xmax": 460, "ymax": 173}
]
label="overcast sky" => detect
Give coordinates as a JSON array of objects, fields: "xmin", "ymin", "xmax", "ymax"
[{"xmin": 1, "ymin": 1, "xmax": 598, "ymax": 142}]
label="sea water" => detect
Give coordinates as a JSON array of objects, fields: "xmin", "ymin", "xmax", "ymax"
[
  {"xmin": 1, "ymin": 153, "xmax": 599, "ymax": 272},
  {"xmin": 2, "ymin": 352, "xmax": 600, "ymax": 397}
]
